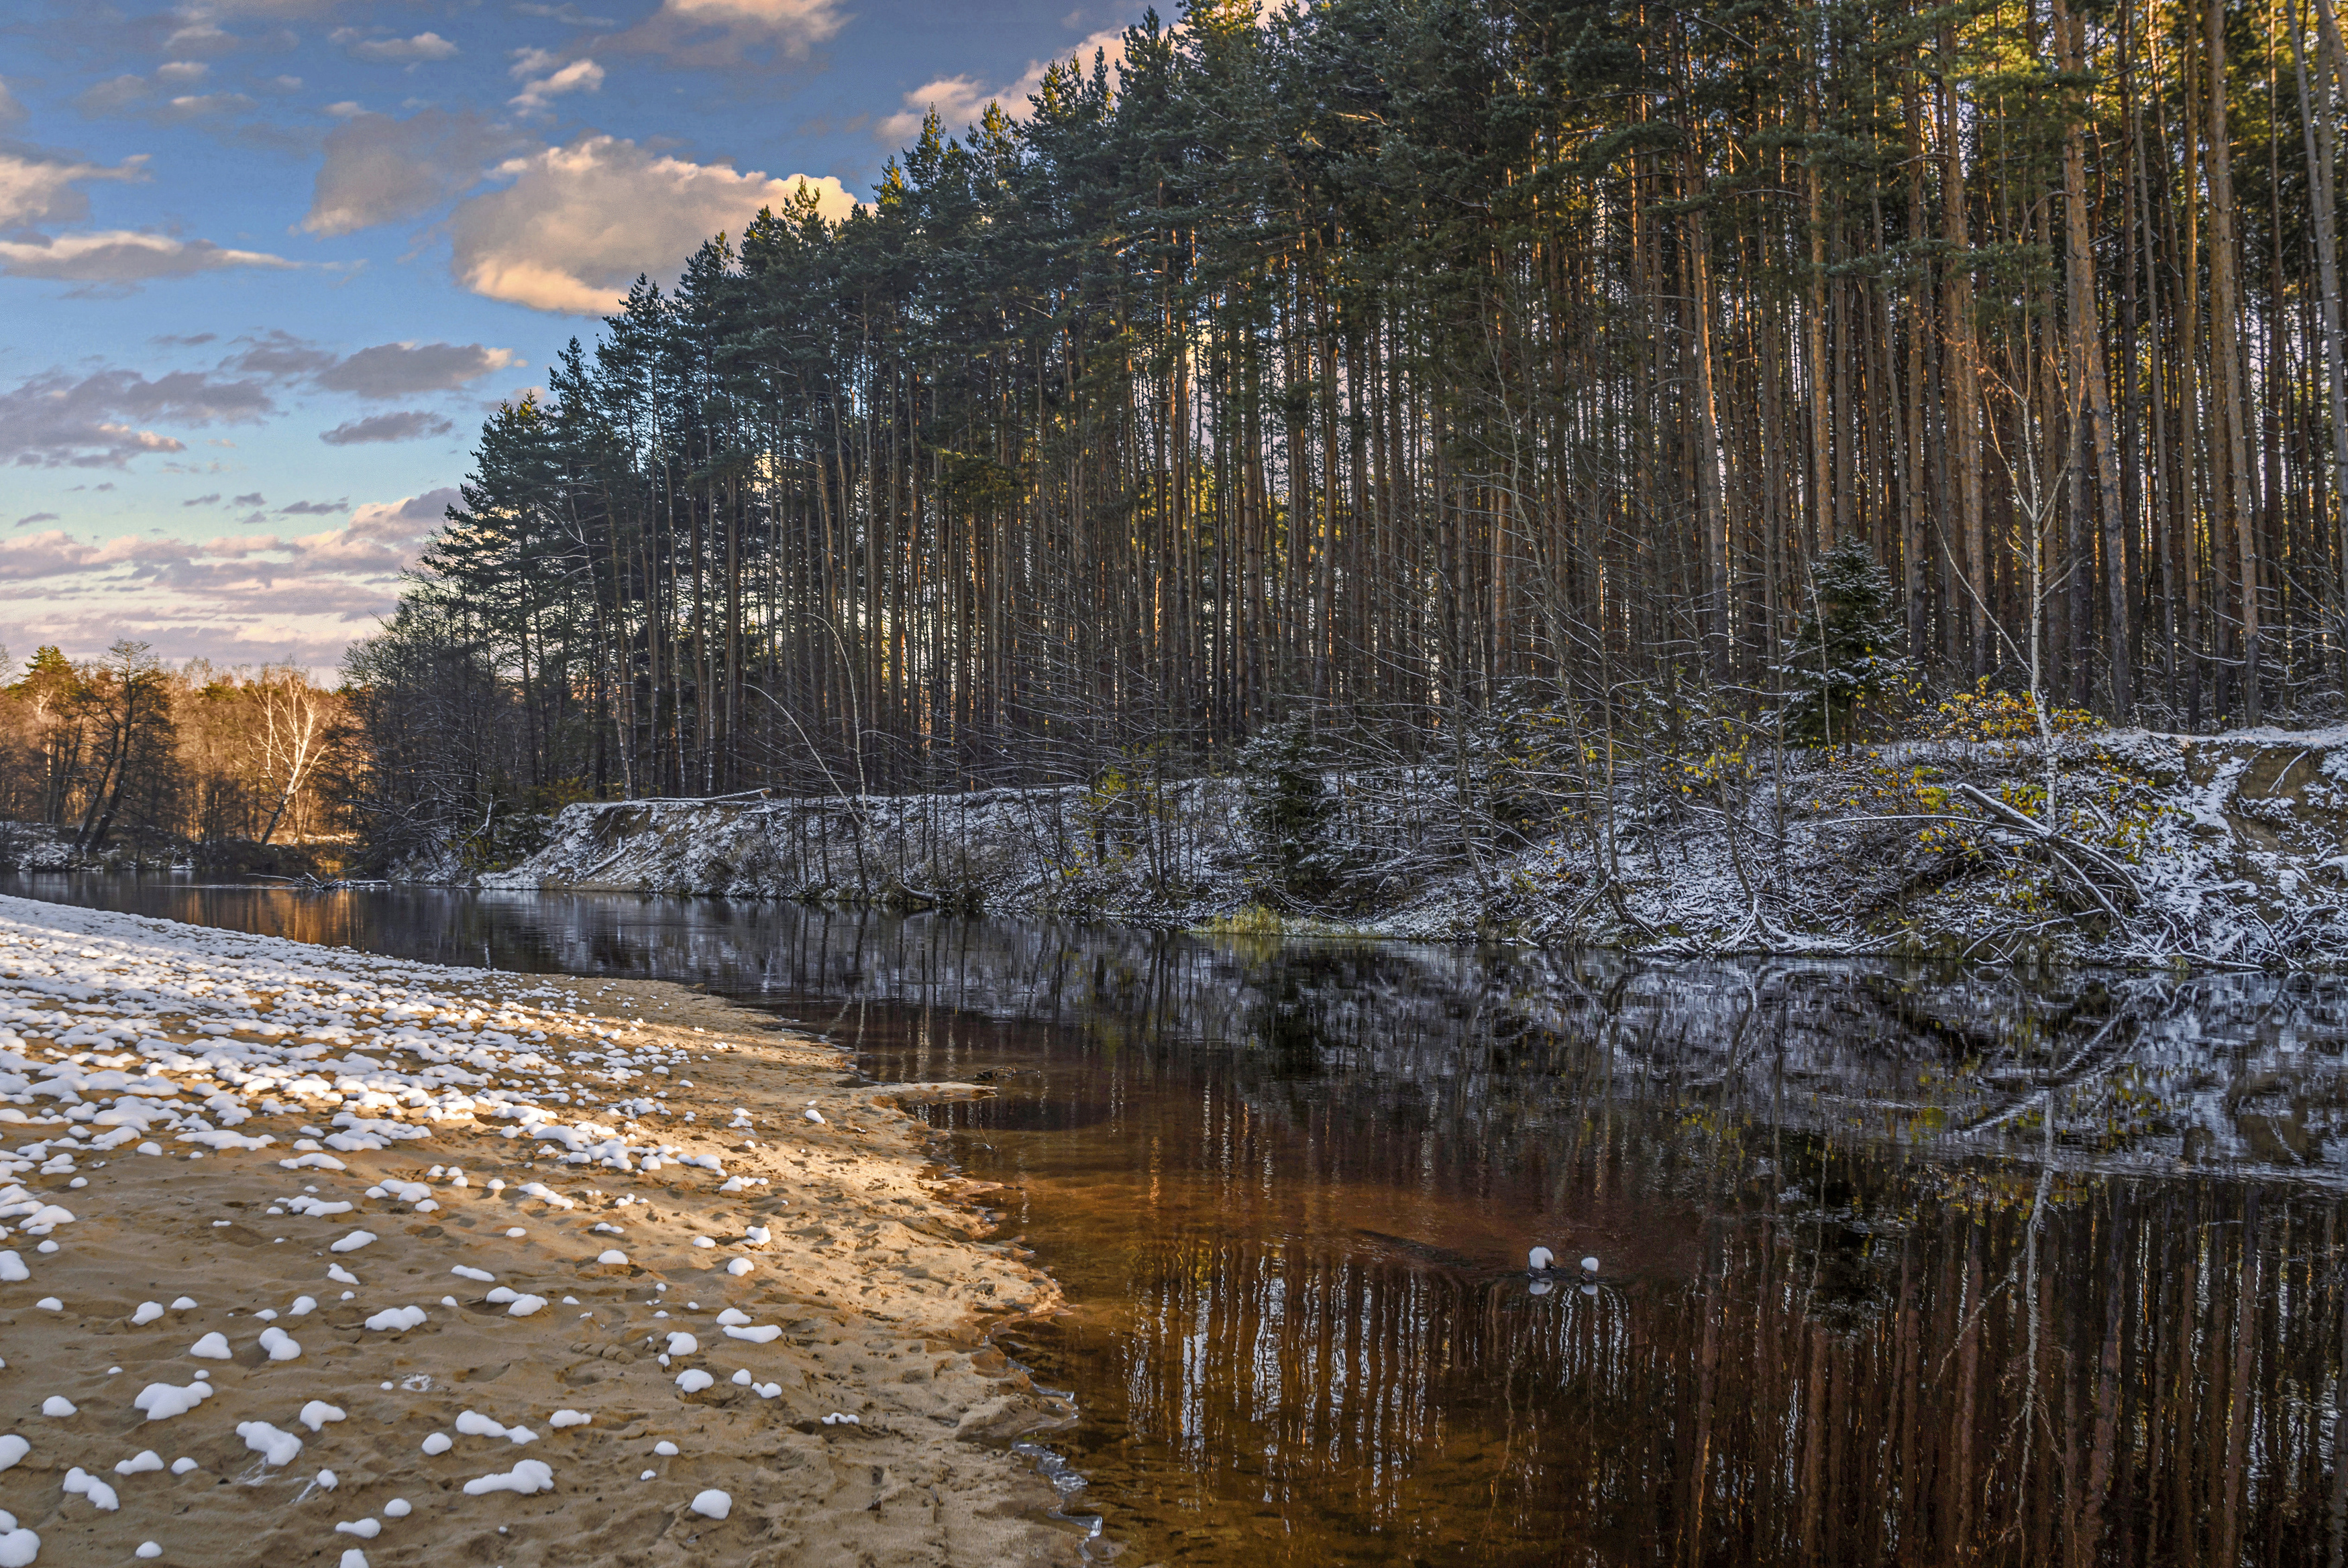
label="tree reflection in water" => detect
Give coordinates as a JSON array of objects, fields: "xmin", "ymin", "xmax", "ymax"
[{"xmin": 7, "ymin": 877, "xmax": 2345, "ymax": 1565}]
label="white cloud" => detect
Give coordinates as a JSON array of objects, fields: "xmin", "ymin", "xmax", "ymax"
[
  {"xmin": 0, "ymin": 147, "xmax": 149, "ymax": 229},
  {"xmin": 606, "ymin": 0, "xmax": 848, "ymax": 69},
  {"xmin": 877, "ymin": 27, "xmax": 1128, "ymax": 144},
  {"xmin": 155, "ymin": 93, "xmax": 260, "ymax": 121},
  {"xmin": 659, "ymin": 0, "xmax": 843, "ymax": 34},
  {"xmin": 0, "ymin": 231, "xmax": 295, "ymax": 287},
  {"xmin": 301, "ymin": 108, "xmax": 527, "ymax": 236},
  {"xmin": 161, "ymin": 19, "xmax": 239, "ymax": 56},
  {"xmin": 331, "ymin": 30, "xmax": 462, "ymax": 64},
  {"xmin": 509, "ymin": 54, "xmax": 606, "ymax": 113},
  {"xmin": 0, "ymin": 367, "xmax": 278, "ymax": 469},
  {"xmin": 75, "ymin": 62, "xmax": 266, "ymax": 127},
  {"xmin": 516, "ymin": 1, "xmax": 619, "ymax": 24},
  {"xmin": 447, "ymin": 135, "xmax": 858, "ymax": 313},
  {"xmin": 215, "ymin": 331, "xmax": 520, "ymax": 399},
  {"xmin": 878, "ymin": 76, "xmax": 991, "ymax": 144},
  {"xmin": 319, "ymin": 410, "xmax": 455, "ymax": 445},
  {"xmin": 190, "ymin": 0, "xmax": 352, "ymax": 15},
  {"xmin": 76, "ymin": 75, "xmax": 153, "ymax": 117},
  {"xmin": 314, "ymin": 341, "xmax": 521, "ymax": 398}
]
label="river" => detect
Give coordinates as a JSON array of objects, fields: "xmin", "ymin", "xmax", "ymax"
[{"xmin": 5, "ymin": 875, "xmax": 2343, "ymax": 1566}]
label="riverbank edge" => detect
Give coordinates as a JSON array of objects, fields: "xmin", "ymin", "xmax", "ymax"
[
  {"xmin": 442, "ymin": 968, "xmax": 1104, "ymax": 1559},
  {"xmin": 445, "ymin": 726, "xmax": 2348, "ymax": 969},
  {"xmin": 0, "ymin": 895, "xmax": 1091, "ymax": 1566}
]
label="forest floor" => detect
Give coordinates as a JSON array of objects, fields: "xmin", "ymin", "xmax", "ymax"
[
  {"xmin": 478, "ymin": 724, "xmax": 2348, "ymax": 970},
  {"xmin": 0, "ymin": 895, "xmax": 1086, "ymax": 1567}
]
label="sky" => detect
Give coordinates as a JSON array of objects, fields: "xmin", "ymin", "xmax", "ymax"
[{"xmin": 0, "ymin": 0, "xmax": 1139, "ymax": 674}]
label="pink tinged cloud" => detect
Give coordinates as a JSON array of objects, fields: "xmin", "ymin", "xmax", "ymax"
[
  {"xmin": 0, "ymin": 368, "xmax": 277, "ymax": 468},
  {"xmin": 447, "ymin": 135, "xmax": 857, "ymax": 313},
  {"xmin": 0, "ymin": 488, "xmax": 460, "ymax": 666},
  {"xmin": 218, "ymin": 333, "xmax": 518, "ymax": 397},
  {"xmin": 315, "ymin": 341, "xmax": 518, "ymax": 398}
]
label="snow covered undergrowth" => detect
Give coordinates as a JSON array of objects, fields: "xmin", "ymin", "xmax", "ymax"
[
  {"xmin": 1376, "ymin": 726, "xmax": 2348, "ymax": 967},
  {"xmin": 0, "ymin": 826, "xmax": 81, "ymax": 876},
  {"xmin": 0, "ymin": 895, "xmax": 1082, "ymax": 1566},
  {"xmin": 478, "ymin": 728, "xmax": 2348, "ymax": 968},
  {"xmin": 478, "ymin": 779, "xmax": 1238, "ymax": 921}
]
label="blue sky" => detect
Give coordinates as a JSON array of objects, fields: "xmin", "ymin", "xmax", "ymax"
[{"xmin": 0, "ymin": 0, "xmax": 1138, "ymax": 670}]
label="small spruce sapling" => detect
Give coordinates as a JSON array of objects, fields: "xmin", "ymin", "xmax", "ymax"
[
  {"xmin": 1776, "ymin": 539, "xmax": 1914, "ymax": 747},
  {"xmin": 1237, "ymin": 718, "xmax": 1340, "ymax": 906}
]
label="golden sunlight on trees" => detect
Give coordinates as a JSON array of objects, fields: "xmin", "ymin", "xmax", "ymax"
[{"xmin": 0, "ymin": 644, "xmax": 353, "ymax": 857}]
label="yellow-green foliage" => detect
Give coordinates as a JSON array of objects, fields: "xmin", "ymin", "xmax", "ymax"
[
  {"xmin": 1781, "ymin": 732, "xmax": 2181, "ymax": 929},
  {"xmin": 1191, "ymin": 904, "xmax": 1367, "ymax": 940},
  {"xmin": 1927, "ymin": 1164, "xmax": 2092, "ymax": 1217},
  {"xmin": 1195, "ymin": 903, "xmax": 1291, "ymax": 936},
  {"xmin": 1672, "ymin": 746, "xmax": 1752, "ymax": 797},
  {"xmin": 1927, "ymin": 679, "xmax": 2104, "ymax": 743},
  {"xmin": 1797, "ymin": 749, "xmax": 1958, "ymax": 825}
]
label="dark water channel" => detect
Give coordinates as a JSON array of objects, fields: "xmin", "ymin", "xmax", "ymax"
[{"xmin": 6, "ymin": 876, "xmax": 2348, "ymax": 1566}]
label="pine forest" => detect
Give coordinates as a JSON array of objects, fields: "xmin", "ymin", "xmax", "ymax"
[{"xmin": 357, "ymin": 0, "xmax": 2348, "ymax": 844}]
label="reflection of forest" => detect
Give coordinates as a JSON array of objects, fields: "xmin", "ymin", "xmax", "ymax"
[
  {"xmin": 1065, "ymin": 1173, "xmax": 2328, "ymax": 1565},
  {"xmin": 9, "ymin": 880, "xmax": 2345, "ymax": 1563},
  {"xmin": 759, "ymin": 922, "xmax": 2348, "ymax": 1563}
]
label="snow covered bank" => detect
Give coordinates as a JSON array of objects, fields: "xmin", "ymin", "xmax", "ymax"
[
  {"xmin": 0, "ymin": 824, "xmax": 348, "ymax": 880},
  {"xmin": 0, "ymin": 827, "xmax": 81, "ymax": 875},
  {"xmin": 0, "ymin": 895, "xmax": 1081, "ymax": 1565},
  {"xmin": 476, "ymin": 728, "xmax": 2348, "ymax": 968},
  {"xmin": 478, "ymin": 779, "xmax": 1235, "ymax": 917}
]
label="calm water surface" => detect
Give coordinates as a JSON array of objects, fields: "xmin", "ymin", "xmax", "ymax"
[{"xmin": 7, "ymin": 874, "xmax": 2347, "ymax": 1567}]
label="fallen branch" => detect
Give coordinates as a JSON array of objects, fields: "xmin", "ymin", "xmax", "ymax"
[{"xmin": 1950, "ymin": 782, "xmax": 2141, "ymax": 905}]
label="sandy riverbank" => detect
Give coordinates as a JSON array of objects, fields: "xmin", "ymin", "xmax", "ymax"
[{"xmin": 0, "ymin": 895, "xmax": 1086, "ymax": 1566}]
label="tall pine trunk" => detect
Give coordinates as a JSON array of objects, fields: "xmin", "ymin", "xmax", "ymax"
[
  {"xmin": 2207, "ymin": 0, "xmax": 2261, "ymax": 722},
  {"xmin": 2053, "ymin": 0, "xmax": 2133, "ymax": 717}
]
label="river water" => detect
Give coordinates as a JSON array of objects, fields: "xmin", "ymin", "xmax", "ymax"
[{"xmin": 6, "ymin": 876, "xmax": 2346, "ymax": 1566}]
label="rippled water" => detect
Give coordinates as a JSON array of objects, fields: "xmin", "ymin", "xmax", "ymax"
[{"xmin": 8, "ymin": 875, "xmax": 2347, "ymax": 1566}]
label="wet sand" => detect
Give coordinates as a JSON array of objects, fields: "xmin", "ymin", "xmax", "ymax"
[{"xmin": 0, "ymin": 900, "xmax": 1086, "ymax": 1566}]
